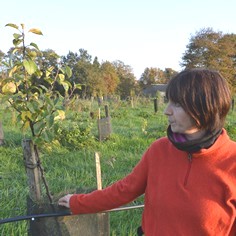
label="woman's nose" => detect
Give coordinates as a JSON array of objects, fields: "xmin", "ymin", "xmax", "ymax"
[{"xmin": 164, "ymin": 103, "xmax": 172, "ymax": 116}]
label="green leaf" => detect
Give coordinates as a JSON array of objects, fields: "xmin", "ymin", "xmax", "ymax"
[
  {"xmin": 45, "ymin": 96, "xmax": 54, "ymax": 107},
  {"xmin": 53, "ymin": 96, "xmax": 60, "ymax": 106},
  {"xmin": 23, "ymin": 59, "xmax": 38, "ymax": 75},
  {"xmin": 35, "ymin": 70, "xmax": 43, "ymax": 77},
  {"xmin": 13, "ymin": 38, "xmax": 23, "ymax": 46},
  {"xmin": 2, "ymin": 61, "xmax": 9, "ymax": 67},
  {"xmin": 27, "ymin": 102, "xmax": 36, "ymax": 113},
  {"xmin": 74, "ymin": 84, "xmax": 82, "ymax": 90},
  {"xmin": 13, "ymin": 33, "xmax": 22, "ymax": 39},
  {"xmin": 28, "ymin": 28, "xmax": 43, "ymax": 35},
  {"xmin": 64, "ymin": 65, "xmax": 72, "ymax": 78},
  {"xmin": 32, "ymin": 136, "xmax": 42, "ymax": 145},
  {"xmin": 39, "ymin": 85, "xmax": 49, "ymax": 92},
  {"xmin": 5, "ymin": 23, "xmax": 19, "ymax": 30},
  {"xmin": 42, "ymin": 129, "xmax": 53, "ymax": 142},
  {"xmin": 30, "ymin": 42, "xmax": 40, "ymax": 51},
  {"xmin": 46, "ymin": 115, "xmax": 54, "ymax": 128},
  {"xmin": 34, "ymin": 121, "xmax": 45, "ymax": 136},
  {"xmin": 32, "ymin": 100, "xmax": 41, "ymax": 112}
]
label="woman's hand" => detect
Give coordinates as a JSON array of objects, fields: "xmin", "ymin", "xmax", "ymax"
[{"xmin": 58, "ymin": 194, "xmax": 73, "ymax": 208}]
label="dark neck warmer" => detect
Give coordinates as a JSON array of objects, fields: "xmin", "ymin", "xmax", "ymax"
[{"xmin": 167, "ymin": 125, "xmax": 222, "ymax": 153}]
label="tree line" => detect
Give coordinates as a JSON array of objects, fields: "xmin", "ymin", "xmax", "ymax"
[{"xmin": 1, "ymin": 27, "xmax": 236, "ymax": 99}]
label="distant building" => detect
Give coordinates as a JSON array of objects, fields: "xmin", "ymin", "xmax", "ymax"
[{"xmin": 142, "ymin": 84, "xmax": 167, "ymax": 97}]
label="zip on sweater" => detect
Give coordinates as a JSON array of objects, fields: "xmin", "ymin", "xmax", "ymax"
[{"xmin": 184, "ymin": 153, "xmax": 192, "ymax": 187}]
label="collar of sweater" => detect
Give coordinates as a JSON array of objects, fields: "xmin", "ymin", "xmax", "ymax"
[{"xmin": 167, "ymin": 125, "xmax": 223, "ymax": 153}]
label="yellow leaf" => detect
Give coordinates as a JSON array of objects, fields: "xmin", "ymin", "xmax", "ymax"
[
  {"xmin": 21, "ymin": 111, "xmax": 32, "ymax": 121},
  {"xmin": 54, "ymin": 110, "xmax": 65, "ymax": 121},
  {"xmin": 9, "ymin": 65, "xmax": 19, "ymax": 77},
  {"xmin": 5, "ymin": 23, "xmax": 19, "ymax": 30},
  {"xmin": 61, "ymin": 81, "xmax": 70, "ymax": 92},
  {"xmin": 28, "ymin": 28, "xmax": 43, "ymax": 35},
  {"xmin": 2, "ymin": 82, "xmax": 17, "ymax": 94},
  {"xmin": 28, "ymin": 51, "xmax": 37, "ymax": 58},
  {"xmin": 58, "ymin": 74, "xmax": 65, "ymax": 82},
  {"xmin": 22, "ymin": 120, "xmax": 30, "ymax": 132}
]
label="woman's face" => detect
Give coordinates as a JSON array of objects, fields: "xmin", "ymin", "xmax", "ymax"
[{"xmin": 164, "ymin": 101, "xmax": 203, "ymax": 140}]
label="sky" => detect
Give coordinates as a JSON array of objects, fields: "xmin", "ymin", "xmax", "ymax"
[{"xmin": 1, "ymin": 0, "xmax": 236, "ymax": 79}]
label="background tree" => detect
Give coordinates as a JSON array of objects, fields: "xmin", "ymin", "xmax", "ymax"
[
  {"xmin": 87, "ymin": 57, "xmax": 104, "ymax": 97},
  {"xmin": 113, "ymin": 60, "xmax": 137, "ymax": 99},
  {"xmin": 139, "ymin": 67, "xmax": 177, "ymax": 90},
  {"xmin": 163, "ymin": 68, "xmax": 178, "ymax": 83},
  {"xmin": 32, "ymin": 49, "xmax": 61, "ymax": 92},
  {"xmin": 181, "ymin": 27, "xmax": 236, "ymax": 93},
  {"xmin": 139, "ymin": 67, "xmax": 159, "ymax": 89},
  {"xmin": 0, "ymin": 50, "xmax": 7, "ymax": 80},
  {"xmin": 61, "ymin": 50, "xmax": 80, "ymax": 67},
  {"xmin": 0, "ymin": 50, "xmax": 5, "ymax": 68},
  {"xmin": 100, "ymin": 61, "xmax": 119, "ymax": 96},
  {"xmin": 217, "ymin": 33, "xmax": 236, "ymax": 92},
  {"xmin": 39, "ymin": 49, "xmax": 59, "ymax": 68},
  {"xmin": 61, "ymin": 51, "xmax": 81, "ymax": 89},
  {"xmin": 62, "ymin": 49, "xmax": 92, "ymax": 98}
]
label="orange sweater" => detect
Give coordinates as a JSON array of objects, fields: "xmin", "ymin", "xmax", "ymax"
[{"xmin": 70, "ymin": 129, "xmax": 236, "ymax": 235}]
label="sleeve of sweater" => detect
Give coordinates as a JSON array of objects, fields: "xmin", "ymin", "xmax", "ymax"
[{"xmin": 69, "ymin": 149, "xmax": 149, "ymax": 215}]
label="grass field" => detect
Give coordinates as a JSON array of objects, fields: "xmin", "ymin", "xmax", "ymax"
[{"xmin": 0, "ymin": 97, "xmax": 236, "ymax": 235}]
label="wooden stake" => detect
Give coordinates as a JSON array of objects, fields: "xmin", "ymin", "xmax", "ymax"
[
  {"xmin": 22, "ymin": 139, "xmax": 42, "ymax": 202},
  {"xmin": 95, "ymin": 152, "xmax": 102, "ymax": 190},
  {"xmin": 94, "ymin": 152, "xmax": 107, "ymax": 235},
  {"xmin": 98, "ymin": 108, "xmax": 101, "ymax": 120}
]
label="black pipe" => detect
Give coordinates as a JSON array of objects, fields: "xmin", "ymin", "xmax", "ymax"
[
  {"xmin": 0, "ymin": 211, "xmax": 71, "ymax": 224},
  {"xmin": 0, "ymin": 204, "xmax": 144, "ymax": 225}
]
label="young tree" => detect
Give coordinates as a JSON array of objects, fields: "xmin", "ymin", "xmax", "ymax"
[
  {"xmin": 0, "ymin": 23, "xmax": 72, "ymax": 204},
  {"xmin": 0, "ymin": 23, "xmax": 72, "ymax": 144}
]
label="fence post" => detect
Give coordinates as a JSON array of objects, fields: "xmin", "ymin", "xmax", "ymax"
[
  {"xmin": 97, "ymin": 106, "xmax": 112, "ymax": 141},
  {"xmin": 154, "ymin": 98, "xmax": 158, "ymax": 113},
  {"xmin": 131, "ymin": 97, "xmax": 134, "ymax": 108},
  {"xmin": 104, "ymin": 105, "xmax": 109, "ymax": 118},
  {"xmin": 0, "ymin": 121, "xmax": 4, "ymax": 145}
]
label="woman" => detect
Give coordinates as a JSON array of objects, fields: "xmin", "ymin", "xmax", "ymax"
[{"xmin": 59, "ymin": 68, "xmax": 236, "ymax": 235}]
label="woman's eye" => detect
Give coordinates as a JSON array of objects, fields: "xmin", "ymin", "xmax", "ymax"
[{"xmin": 174, "ymin": 103, "xmax": 181, "ymax": 107}]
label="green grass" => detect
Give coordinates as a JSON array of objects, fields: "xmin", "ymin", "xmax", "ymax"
[{"xmin": 0, "ymin": 98, "xmax": 236, "ymax": 235}]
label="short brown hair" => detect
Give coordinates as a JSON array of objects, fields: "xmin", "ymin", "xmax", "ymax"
[{"xmin": 166, "ymin": 68, "xmax": 231, "ymax": 132}]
